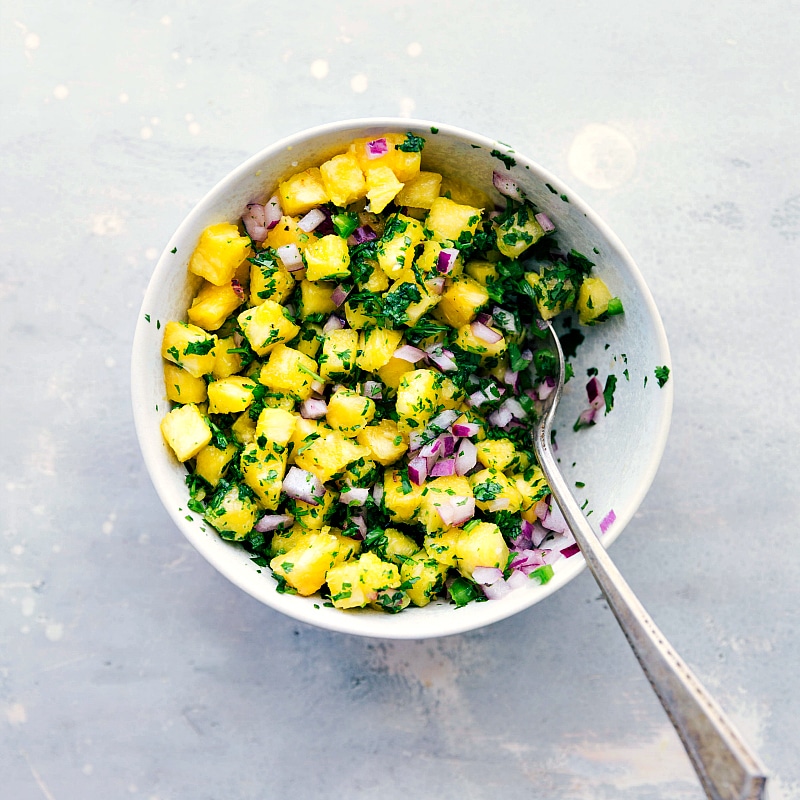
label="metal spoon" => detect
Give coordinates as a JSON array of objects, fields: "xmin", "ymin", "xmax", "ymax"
[{"xmin": 532, "ymin": 320, "xmax": 768, "ymax": 800}]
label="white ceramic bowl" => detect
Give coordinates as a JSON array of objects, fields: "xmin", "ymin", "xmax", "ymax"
[{"xmin": 131, "ymin": 118, "xmax": 672, "ymax": 639}]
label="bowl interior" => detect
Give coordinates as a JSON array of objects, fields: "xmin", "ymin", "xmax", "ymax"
[{"xmin": 131, "ymin": 118, "xmax": 672, "ymax": 639}]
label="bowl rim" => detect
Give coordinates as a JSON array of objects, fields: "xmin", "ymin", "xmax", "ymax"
[{"xmin": 131, "ymin": 116, "xmax": 673, "ymax": 639}]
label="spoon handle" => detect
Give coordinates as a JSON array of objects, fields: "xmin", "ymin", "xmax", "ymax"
[{"xmin": 537, "ymin": 447, "xmax": 768, "ymax": 800}]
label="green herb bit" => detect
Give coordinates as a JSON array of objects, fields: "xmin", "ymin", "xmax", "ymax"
[
  {"xmin": 395, "ymin": 132, "xmax": 426, "ymax": 152},
  {"xmin": 490, "ymin": 149, "xmax": 516, "ymax": 169},
  {"xmin": 654, "ymin": 365, "xmax": 670, "ymax": 388},
  {"xmin": 603, "ymin": 375, "xmax": 617, "ymax": 414}
]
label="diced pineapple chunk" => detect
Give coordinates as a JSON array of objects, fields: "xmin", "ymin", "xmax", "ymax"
[
  {"xmin": 395, "ymin": 369, "xmax": 441, "ymax": 433},
  {"xmin": 418, "ymin": 475, "xmax": 473, "ymax": 535},
  {"xmin": 164, "ymin": 362, "xmax": 207, "ymax": 405},
  {"xmin": 376, "ymin": 214, "xmax": 425, "ymax": 279},
  {"xmin": 304, "ymin": 234, "xmax": 351, "ymax": 282},
  {"xmin": 469, "ymin": 468, "xmax": 522, "ymax": 514},
  {"xmin": 377, "ymin": 355, "xmax": 415, "ymax": 390},
  {"xmin": 423, "ymin": 527, "xmax": 461, "ymax": 568},
  {"xmin": 383, "ymin": 468, "xmax": 425, "ymax": 523},
  {"xmin": 356, "ymin": 328, "xmax": 403, "ymax": 372},
  {"xmin": 293, "ymin": 323, "xmax": 322, "ymax": 359},
  {"xmin": 250, "ymin": 255, "xmax": 295, "ymax": 306},
  {"xmin": 326, "ymin": 389, "xmax": 375, "ymax": 436},
  {"xmin": 194, "ymin": 442, "xmax": 238, "ymax": 487},
  {"xmin": 319, "ymin": 152, "xmax": 367, "ymax": 207},
  {"xmin": 494, "ymin": 205, "xmax": 545, "ymax": 259},
  {"xmin": 525, "ymin": 267, "xmax": 577, "ymax": 321},
  {"xmin": 160, "ymin": 403, "xmax": 212, "ymax": 462},
  {"xmin": 344, "ymin": 298, "xmax": 381, "ymax": 330},
  {"xmin": 269, "ymin": 530, "xmax": 340, "ymax": 596},
  {"xmin": 205, "ymin": 483, "xmax": 259, "ymax": 540},
  {"xmin": 187, "ymin": 280, "xmax": 245, "ymax": 331},
  {"xmin": 348, "ymin": 133, "xmax": 422, "ymax": 182},
  {"xmin": 270, "ymin": 524, "xmax": 310, "ymax": 556},
  {"xmin": 400, "ymin": 551, "xmax": 448, "ymax": 607},
  {"xmin": 255, "ymin": 407, "xmax": 297, "ymax": 447},
  {"xmin": 439, "ymin": 176, "xmax": 493, "ymax": 209},
  {"xmin": 237, "ymin": 300, "xmax": 300, "ymax": 356},
  {"xmin": 319, "ymin": 328, "xmax": 359, "ymax": 381},
  {"xmin": 395, "ymin": 171, "xmax": 442, "ymax": 209},
  {"xmin": 453, "ymin": 322, "xmax": 506, "ymax": 365},
  {"xmin": 385, "ymin": 270, "xmax": 441, "ymax": 325},
  {"xmin": 377, "ymin": 528, "xmax": 420, "ymax": 565},
  {"xmin": 465, "ymin": 259, "xmax": 499, "ymax": 287},
  {"xmin": 515, "ymin": 467, "xmax": 550, "ymax": 521},
  {"xmin": 162, "ymin": 321, "xmax": 217, "ymax": 378},
  {"xmin": 211, "ymin": 336, "xmax": 243, "ymax": 379},
  {"xmin": 293, "ymin": 431, "xmax": 370, "ymax": 484},
  {"xmin": 356, "ymin": 419, "xmax": 407, "ymax": 466},
  {"xmin": 230, "ymin": 410, "xmax": 257, "ymax": 445},
  {"xmin": 278, "ymin": 167, "xmax": 329, "ymax": 217},
  {"xmin": 326, "ymin": 551, "xmax": 401, "ymax": 609},
  {"xmin": 576, "ymin": 276, "xmax": 618, "ymax": 325},
  {"xmin": 258, "ymin": 343, "xmax": 319, "ymax": 401},
  {"xmin": 264, "ymin": 215, "xmax": 318, "ymax": 253},
  {"xmin": 366, "ymin": 166, "xmax": 405, "ymax": 214},
  {"xmin": 455, "ymin": 521, "xmax": 509, "ymax": 578},
  {"xmin": 240, "ymin": 442, "xmax": 287, "ymax": 510},
  {"xmin": 207, "ymin": 375, "xmax": 257, "ymax": 414},
  {"xmin": 287, "ymin": 490, "xmax": 336, "ymax": 530},
  {"xmin": 188, "ymin": 223, "xmax": 251, "ymax": 286},
  {"xmin": 433, "ymin": 274, "xmax": 489, "ymax": 329},
  {"xmin": 425, "ymin": 196, "xmax": 482, "ymax": 244},
  {"xmin": 476, "ymin": 438, "xmax": 517, "ymax": 472},
  {"xmin": 298, "ymin": 279, "xmax": 337, "ymax": 320}
]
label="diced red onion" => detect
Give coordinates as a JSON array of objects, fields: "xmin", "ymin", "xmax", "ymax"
[
  {"xmin": 482, "ymin": 578, "xmax": 512, "ymax": 600},
  {"xmin": 492, "ymin": 170, "xmax": 524, "ymax": 200},
  {"xmin": 488, "ymin": 406, "xmax": 514, "ymax": 428},
  {"xmin": 428, "ymin": 276, "xmax": 446, "ymax": 295},
  {"xmin": 452, "ymin": 421, "xmax": 479, "ymax": 438},
  {"xmin": 536, "ymin": 376, "xmax": 556, "ymax": 400},
  {"xmin": 561, "ymin": 543, "xmax": 581, "ymax": 558},
  {"xmin": 468, "ymin": 384, "xmax": 504, "ymax": 409},
  {"xmin": 351, "ymin": 515, "xmax": 367, "ymax": 539},
  {"xmin": 363, "ymin": 380, "xmax": 382, "ymax": 400},
  {"xmin": 323, "ymin": 314, "xmax": 344, "ymax": 333},
  {"xmin": 437, "ymin": 248, "xmax": 458, "ymax": 274},
  {"xmin": 436, "ymin": 495, "xmax": 475, "ymax": 527},
  {"xmin": 276, "ymin": 243, "xmax": 303, "ymax": 271},
  {"xmin": 575, "ymin": 407, "xmax": 598, "ymax": 428},
  {"xmin": 475, "ymin": 311, "xmax": 492, "ymax": 325},
  {"xmin": 339, "ymin": 486, "xmax": 369, "ymax": 506},
  {"xmin": 409, "ymin": 431, "xmax": 426, "ymax": 452},
  {"xmin": 430, "ymin": 457, "xmax": 456, "ymax": 477},
  {"xmin": 372, "ymin": 482, "xmax": 384, "ymax": 505},
  {"xmin": 350, "ymin": 225, "xmax": 377, "ymax": 244},
  {"xmin": 586, "ymin": 376, "xmax": 604, "ymax": 410},
  {"xmin": 311, "ymin": 380, "xmax": 325, "ymax": 395},
  {"xmin": 600, "ymin": 509, "xmax": 616, "ymax": 534},
  {"xmin": 394, "ymin": 344, "xmax": 426, "ymax": 363},
  {"xmin": 264, "ymin": 194, "xmax": 282, "ymax": 229},
  {"xmin": 254, "ymin": 513, "xmax": 294, "ymax": 533},
  {"xmin": 426, "ymin": 346, "xmax": 458, "ymax": 372},
  {"xmin": 420, "ymin": 437, "xmax": 442, "ymax": 460},
  {"xmin": 298, "ymin": 207, "xmax": 326, "ymax": 233},
  {"xmin": 243, "ymin": 203, "xmax": 269, "ymax": 242},
  {"xmin": 534, "ymin": 499, "xmax": 549, "ymax": 522},
  {"xmin": 407, "ymin": 456, "xmax": 428, "ymax": 485},
  {"xmin": 428, "ymin": 409, "xmax": 460, "ymax": 433},
  {"xmin": 506, "ymin": 569, "xmax": 531, "ymax": 590},
  {"xmin": 282, "ymin": 466, "xmax": 325, "ymax": 506},
  {"xmin": 472, "ymin": 566, "xmax": 503, "ymax": 585},
  {"xmin": 470, "ymin": 320, "xmax": 503, "ymax": 344},
  {"xmin": 230, "ymin": 278, "xmax": 245, "ymax": 301},
  {"xmin": 542, "ymin": 501, "xmax": 568, "ymax": 534},
  {"xmin": 503, "ymin": 369, "xmax": 519, "ymax": 390},
  {"xmin": 509, "ymin": 548, "xmax": 547, "ymax": 574},
  {"xmin": 331, "ymin": 284, "xmax": 351, "ymax": 308},
  {"xmin": 454, "ymin": 438, "xmax": 477, "ymax": 476},
  {"xmin": 300, "ymin": 397, "xmax": 328, "ymax": 420},
  {"xmin": 500, "ymin": 397, "xmax": 528, "ymax": 420},
  {"xmin": 366, "ymin": 137, "xmax": 388, "ymax": 158},
  {"xmin": 534, "ymin": 212, "xmax": 556, "ymax": 233},
  {"xmin": 492, "ymin": 307, "xmax": 517, "ymax": 334}
]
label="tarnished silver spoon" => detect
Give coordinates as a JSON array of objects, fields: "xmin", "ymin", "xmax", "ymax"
[{"xmin": 533, "ymin": 319, "xmax": 768, "ymax": 800}]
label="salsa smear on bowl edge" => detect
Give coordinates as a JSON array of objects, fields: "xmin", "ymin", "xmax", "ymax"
[{"xmin": 157, "ymin": 131, "xmax": 624, "ymax": 613}]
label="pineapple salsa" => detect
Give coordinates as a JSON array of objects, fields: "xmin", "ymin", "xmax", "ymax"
[{"xmin": 158, "ymin": 131, "xmax": 623, "ymax": 613}]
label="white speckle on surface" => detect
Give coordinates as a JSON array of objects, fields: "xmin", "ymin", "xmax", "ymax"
[
  {"xmin": 45, "ymin": 622, "xmax": 64, "ymax": 642},
  {"xmin": 6, "ymin": 702, "xmax": 27, "ymax": 725},
  {"xmin": 82, "ymin": 763, "xmax": 93, "ymax": 776},
  {"xmin": 161, "ymin": 15, "xmax": 171, "ymax": 25},
  {"xmin": 53, "ymin": 84, "xmax": 69, "ymax": 100},
  {"xmin": 140, "ymin": 126, "xmax": 153, "ymax": 140},
  {"xmin": 24, "ymin": 32, "xmax": 40, "ymax": 50},
  {"xmin": 102, "ymin": 512, "xmax": 116, "ymax": 535},
  {"xmin": 52, "ymin": 544, "xmax": 61, "ymax": 553},
  {"xmin": 119, "ymin": 92, "xmax": 129, "ymax": 103},
  {"xmin": 11, "ymin": 544, "xmax": 25, "ymax": 557},
  {"xmin": 567, "ymin": 123, "xmax": 637, "ymax": 190},
  {"xmin": 29, "ymin": 429, "xmax": 57, "ymax": 476},
  {"xmin": 188, "ymin": 121, "xmax": 200, "ymax": 135},
  {"xmin": 20, "ymin": 625, "xmax": 30, "ymax": 634},
  {"xmin": 150, "ymin": 117, "xmax": 160, "ymax": 126},
  {"xmin": 399, "ymin": 97, "xmax": 415, "ymax": 117},
  {"xmin": 145, "ymin": 247, "xmax": 159, "ymax": 260},
  {"xmin": 21, "ymin": 596, "xmax": 35, "ymax": 617},
  {"xmin": 407, "ymin": 42, "xmax": 422, "ymax": 57},
  {"xmin": 91, "ymin": 211, "xmax": 125, "ymax": 236},
  {"xmin": 350, "ymin": 73, "xmax": 368, "ymax": 93},
  {"xmin": 172, "ymin": 51, "xmax": 180, "ymax": 60},
  {"xmin": 310, "ymin": 58, "xmax": 329, "ymax": 79},
  {"xmin": 138, "ymin": 533, "xmax": 150, "ymax": 544}
]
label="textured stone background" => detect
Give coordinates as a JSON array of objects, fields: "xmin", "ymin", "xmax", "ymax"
[{"xmin": 2, "ymin": 1, "xmax": 798, "ymax": 798}]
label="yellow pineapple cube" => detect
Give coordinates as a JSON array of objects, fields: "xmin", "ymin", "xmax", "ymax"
[
  {"xmin": 231, "ymin": 410, "xmax": 257, "ymax": 445},
  {"xmin": 378, "ymin": 528, "xmax": 420, "ymax": 565},
  {"xmin": 207, "ymin": 375, "xmax": 257, "ymax": 414},
  {"xmin": 269, "ymin": 530, "xmax": 340, "ymax": 595},
  {"xmin": 415, "ymin": 240, "xmax": 463, "ymax": 279},
  {"xmin": 161, "ymin": 321, "xmax": 217, "ymax": 378},
  {"xmin": 289, "ymin": 490, "xmax": 336, "ymax": 530},
  {"xmin": 376, "ymin": 213, "xmax": 425, "ymax": 279},
  {"xmin": 400, "ymin": 551, "xmax": 448, "ymax": 607},
  {"xmin": 465, "ymin": 259, "xmax": 499, "ymax": 287},
  {"xmin": 188, "ymin": 223, "xmax": 252, "ymax": 286},
  {"xmin": 424, "ymin": 527, "xmax": 461, "ymax": 568},
  {"xmin": 298, "ymin": 279, "xmax": 337, "ymax": 319},
  {"xmin": 270, "ymin": 524, "xmax": 310, "ymax": 556},
  {"xmin": 258, "ymin": 343, "xmax": 319, "ymax": 401},
  {"xmin": 356, "ymin": 419, "xmax": 407, "ymax": 466},
  {"xmin": 515, "ymin": 468, "xmax": 550, "ymax": 520},
  {"xmin": 304, "ymin": 234, "xmax": 351, "ymax": 282},
  {"xmin": 326, "ymin": 552, "xmax": 401, "ymax": 609},
  {"xmin": 160, "ymin": 403, "xmax": 212, "ymax": 462},
  {"xmin": 205, "ymin": 483, "xmax": 259, "ymax": 540},
  {"xmin": 382, "ymin": 468, "xmax": 425, "ymax": 523},
  {"xmin": 344, "ymin": 298, "xmax": 381, "ymax": 330},
  {"xmin": 237, "ymin": 300, "xmax": 300, "ymax": 356},
  {"xmin": 525, "ymin": 269, "xmax": 577, "ymax": 320},
  {"xmin": 395, "ymin": 369, "xmax": 441, "ymax": 433},
  {"xmin": 469, "ymin": 468, "xmax": 522, "ymax": 514},
  {"xmin": 365, "ymin": 166, "xmax": 404, "ymax": 214},
  {"xmin": 194, "ymin": 442, "xmax": 238, "ymax": 487},
  {"xmin": 356, "ymin": 328, "xmax": 402, "ymax": 372},
  {"xmin": 250, "ymin": 255, "xmax": 295, "ymax": 305},
  {"xmin": 494, "ymin": 205, "xmax": 545, "ymax": 259},
  {"xmin": 264, "ymin": 215, "xmax": 318, "ymax": 253},
  {"xmin": 357, "ymin": 261, "xmax": 389, "ymax": 292},
  {"xmin": 240, "ymin": 442, "xmax": 287, "ymax": 510},
  {"xmin": 319, "ymin": 152, "xmax": 367, "ymax": 207},
  {"xmin": 278, "ymin": 167, "xmax": 329, "ymax": 217},
  {"xmin": 186, "ymin": 280, "xmax": 245, "ymax": 331},
  {"xmin": 426, "ymin": 196, "xmax": 482, "ymax": 245},
  {"xmin": 455, "ymin": 520, "xmax": 509, "ymax": 578},
  {"xmin": 418, "ymin": 475, "xmax": 473, "ymax": 535},
  {"xmin": 377, "ymin": 355, "xmax": 415, "ymax": 390},
  {"xmin": 319, "ymin": 328, "xmax": 359, "ymax": 381},
  {"xmin": 293, "ymin": 431, "xmax": 370, "ymax": 484},
  {"xmin": 385, "ymin": 270, "xmax": 441, "ymax": 325},
  {"xmin": 255, "ymin": 407, "xmax": 297, "ymax": 447},
  {"xmin": 433, "ymin": 275, "xmax": 489, "ymax": 328},
  {"xmin": 476, "ymin": 438, "xmax": 517, "ymax": 472},
  {"xmin": 164, "ymin": 362, "xmax": 207, "ymax": 405},
  {"xmin": 576, "ymin": 276, "xmax": 617, "ymax": 325},
  {"xmin": 348, "ymin": 132, "xmax": 422, "ymax": 182},
  {"xmin": 454, "ymin": 322, "xmax": 506, "ymax": 365},
  {"xmin": 396, "ymin": 171, "xmax": 443, "ymax": 209},
  {"xmin": 326, "ymin": 389, "xmax": 375, "ymax": 436},
  {"xmin": 211, "ymin": 336, "xmax": 243, "ymax": 379},
  {"xmin": 293, "ymin": 323, "xmax": 322, "ymax": 359},
  {"xmin": 439, "ymin": 176, "xmax": 493, "ymax": 209}
]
